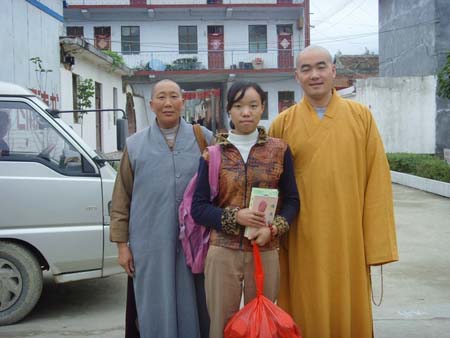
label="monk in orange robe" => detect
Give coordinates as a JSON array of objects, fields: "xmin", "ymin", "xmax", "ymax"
[{"xmin": 269, "ymin": 45, "xmax": 399, "ymax": 338}]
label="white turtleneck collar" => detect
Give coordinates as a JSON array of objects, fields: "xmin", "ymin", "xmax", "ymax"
[
  {"xmin": 159, "ymin": 122, "xmax": 179, "ymax": 149},
  {"xmin": 227, "ymin": 129, "xmax": 259, "ymax": 163}
]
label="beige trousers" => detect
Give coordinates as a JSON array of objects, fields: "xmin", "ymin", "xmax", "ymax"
[{"xmin": 204, "ymin": 245, "xmax": 280, "ymax": 338}]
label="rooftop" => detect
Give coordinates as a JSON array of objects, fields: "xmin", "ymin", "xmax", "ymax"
[{"xmin": 335, "ymin": 54, "xmax": 379, "ymax": 76}]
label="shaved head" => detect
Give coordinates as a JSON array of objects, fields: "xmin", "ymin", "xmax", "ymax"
[
  {"xmin": 151, "ymin": 79, "xmax": 182, "ymax": 99},
  {"xmin": 150, "ymin": 79, "xmax": 184, "ymax": 129},
  {"xmin": 296, "ymin": 45, "xmax": 333, "ymax": 69},
  {"xmin": 294, "ymin": 45, "xmax": 336, "ymax": 107}
]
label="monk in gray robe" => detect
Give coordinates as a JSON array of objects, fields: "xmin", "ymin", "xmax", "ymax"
[{"xmin": 110, "ymin": 79, "xmax": 213, "ymax": 338}]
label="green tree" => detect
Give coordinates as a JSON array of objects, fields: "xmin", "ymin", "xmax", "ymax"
[
  {"xmin": 77, "ymin": 78, "xmax": 95, "ymax": 110},
  {"xmin": 437, "ymin": 53, "xmax": 450, "ymax": 99}
]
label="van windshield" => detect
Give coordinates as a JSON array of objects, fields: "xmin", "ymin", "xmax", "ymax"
[{"xmin": 0, "ymin": 101, "xmax": 93, "ymax": 175}]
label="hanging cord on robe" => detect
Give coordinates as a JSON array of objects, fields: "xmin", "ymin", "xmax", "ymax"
[{"xmin": 370, "ymin": 265, "xmax": 384, "ymax": 307}]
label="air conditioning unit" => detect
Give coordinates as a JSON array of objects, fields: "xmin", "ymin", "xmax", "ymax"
[{"xmin": 64, "ymin": 54, "xmax": 75, "ymax": 66}]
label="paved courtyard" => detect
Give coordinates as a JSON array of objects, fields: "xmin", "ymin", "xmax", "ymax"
[
  {"xmin": 373, "ymin": 184, "xmax": 450, "ymax": 337},
  {"xmin": 1, "ymin": 184, "xmax": 449, "ymax": 338}
]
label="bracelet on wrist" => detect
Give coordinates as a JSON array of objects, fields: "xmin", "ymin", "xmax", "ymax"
[{"xmin": 268, "ymin": 223, "xmax": 276, "ymax": 241}]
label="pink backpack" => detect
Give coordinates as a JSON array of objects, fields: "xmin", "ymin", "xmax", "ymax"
[{"xmin": 179, "ymin": 145, "xmax": 221, "ymax": 273}]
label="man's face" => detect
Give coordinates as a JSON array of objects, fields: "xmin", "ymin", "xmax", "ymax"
[
  {"xmin": 295, "ymin": 49, "xmax": 336, "ymax": 104},
  {"xmin": 150, "ymin": 81, "xmax": 184, "ymax": 129}
]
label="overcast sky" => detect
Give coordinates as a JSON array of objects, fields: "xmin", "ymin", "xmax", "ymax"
[{"xmin": 309, "ymin": 0, "xmax": 379, "ymax": 57}]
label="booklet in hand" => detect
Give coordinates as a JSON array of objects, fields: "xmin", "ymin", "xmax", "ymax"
[{"xmin": 244, "ymin": 187, "xmax": 279, "ymax": 239}]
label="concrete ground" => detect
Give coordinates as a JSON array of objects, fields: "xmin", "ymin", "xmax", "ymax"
[
  {"xmin": 372, "ymin": 184, "xmax": 450, "ymax": 337},
  {"xmin": 1, "ymin": 184, "xmax": 449, "ymax": 338}
]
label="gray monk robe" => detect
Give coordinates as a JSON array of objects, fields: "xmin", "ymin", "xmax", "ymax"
[{"xmin": 111, "ymin": 118, "xmax": 212, "ymax": 338}]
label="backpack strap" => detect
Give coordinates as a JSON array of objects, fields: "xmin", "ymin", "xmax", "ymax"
[
  {"xmin": 193, "ymin": 124, "xmax": 208, "ymax": 154},
  {"xmin": 207, "ymin": 145, "xmax": 221, "ymax": 199}
]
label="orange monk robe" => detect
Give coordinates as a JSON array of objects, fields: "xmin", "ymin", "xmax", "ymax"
[{"xmin": 269, "ymin": 91, "xmax": 398, "ymax": 338}]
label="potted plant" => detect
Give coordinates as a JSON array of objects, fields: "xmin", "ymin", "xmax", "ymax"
[{"xmin": 252, "ymin": 57, "xmax": 264, "ymax": 69}]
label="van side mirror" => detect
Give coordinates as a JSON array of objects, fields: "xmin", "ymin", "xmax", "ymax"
[{"xmin": 116, "ymin": 118, "xmax": 128, "ymax": 151}]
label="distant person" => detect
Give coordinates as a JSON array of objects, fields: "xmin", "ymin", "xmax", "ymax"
[
  {"xmin": 197, "ymin": 116, "xmax": 205, "ymax": 126},
  {"xmin": 0, "ymin": 111, "xmax": 10, "ymax": 156},
  {"xmin": 269, "ymin": 45, "xmax": 399, "ymax": 338},
  {"xmin": 192, "ymin": 81, "xmax": 299, "ymax": 338},
  {"xmin": 110, "ymin": 79, "xmax": 213, "ymax": 338}
]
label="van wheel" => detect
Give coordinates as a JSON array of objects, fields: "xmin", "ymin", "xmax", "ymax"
[{"xmin": 0, "ymin": 241, "xmax": 43, "ymax": 325}]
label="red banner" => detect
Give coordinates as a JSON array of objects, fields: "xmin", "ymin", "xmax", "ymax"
[{"xmin": 183, "ymin": 89, "xmax": 220, "ymax": 100}]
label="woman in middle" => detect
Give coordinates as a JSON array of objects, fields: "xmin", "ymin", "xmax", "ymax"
[{"xmin": 191, "ymin": 81, "xmax": 300, "ymax": 338}]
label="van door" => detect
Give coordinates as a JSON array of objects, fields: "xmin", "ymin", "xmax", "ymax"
[{"xmin": 0, "ymin": 99, "xmax": 103, "ymax": 275}]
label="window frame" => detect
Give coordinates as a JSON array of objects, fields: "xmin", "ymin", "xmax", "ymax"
[
  {"xmin": 66, "ymin": 26, "xmax": 84, "ymax": 38},
  {"xmin": 249, "ymin": 25, "xmax": 267, "ymax": 53},
  {"xmin": 94, "ymin": 26, "xmax": 111, "ymax": 51},
  {"xmin": 121, "ymin": 26, "xmax": 140, "ymax": 55},
  {"xmin": 178, "ymin": 26, "xmax": 198, "ymax": 54}
]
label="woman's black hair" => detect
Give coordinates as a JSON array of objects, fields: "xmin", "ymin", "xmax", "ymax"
[{"xmin": 226, "ymin": 81, "xmax": 267, "ymax": 112}]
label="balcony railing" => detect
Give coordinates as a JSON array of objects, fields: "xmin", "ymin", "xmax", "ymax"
[
  {"xmin": 66, "ymin": 0, "xmax": 302, "ymax": 6},
  {"xmin": 121, "ymin": 48, "xmax": 298, "ymax": 72},
  {"xmin": 67, "ymin": 0, "xmax": 129, "ymax": 5}
]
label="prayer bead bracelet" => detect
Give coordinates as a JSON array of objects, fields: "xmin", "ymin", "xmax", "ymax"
[{"xmin": 268, "ymin": 223, "xmax": 276, "ymax": 241}]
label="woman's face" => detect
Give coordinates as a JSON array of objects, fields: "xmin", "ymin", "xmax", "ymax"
[
  {"xmin": 150, "ymin": 81, "xmax": 184, "ymax": 129},
  {"xmin": 229, "ymin": 87, "xmax": 264, "ymax": 135}
]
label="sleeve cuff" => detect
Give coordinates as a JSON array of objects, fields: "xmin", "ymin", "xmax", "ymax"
[
  {"xmin": 221, "ymin": 207, "xmax": 241, "ymax": 236},
  {"xmin": 272, "ymin": 215, "xmax": 289, "ymax": 237},
  {"xmin": 109, "ymin": 226, "xmax": 129, "ymax": 243},
  {"xmin": 110, "ymin": 234, "xmax": 129, "ymax": 243}
]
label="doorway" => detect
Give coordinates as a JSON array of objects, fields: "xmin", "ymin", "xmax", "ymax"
[
  {"xmin": 208, "ymin": 26, "xmax": 224, "ymax": 70},
  {"xmin": 277, "ymin": 25, "xmax": 293, "ymax": 69},
  {"xmin": 278, "ymin": 91, "xmax": 295, "ymax": 113}
]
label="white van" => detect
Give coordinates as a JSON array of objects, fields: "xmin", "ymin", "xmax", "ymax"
[{"xmin": 0, "ymin": 82, "xmax": 123, "ymax": 325}]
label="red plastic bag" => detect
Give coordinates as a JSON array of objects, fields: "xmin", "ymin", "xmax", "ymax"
[{"xmin": 224, "ymin": 244, "xmax": 302, "ymax": 338}]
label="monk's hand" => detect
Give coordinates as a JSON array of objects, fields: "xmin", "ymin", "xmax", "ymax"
[
  {"xmin": 118, "ymin": 242, "xmax": 135, "ymax": 277},
  {"xmin": 251, "ymin": 227, "xmax": 272, "ymax": 246},
  {"xmin": 236, "ymin": 208, "xmax": 266, "ymax": 228}
]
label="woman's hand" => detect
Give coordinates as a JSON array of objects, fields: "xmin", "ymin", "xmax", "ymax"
[
  {"xmin": 250, "ymin": 227, "xmax": 272, "ymax": 246},
  {"xmin": 236, "ymin": 208, "xmax": 266, "ymax": 228}
]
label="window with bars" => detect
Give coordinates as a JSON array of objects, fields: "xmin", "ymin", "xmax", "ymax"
[
  {"xmin": 94, "ymin": 26, "xmax": 111, "ymax": 50},
  {"xmin": 249, "ymin": 25, "xmax": 267, "ymax": 53},
  {"xmin": 179, "ymin": 26, "xmax": 198, "ymax": 54},
  {"xmin": 121, "ymin": 26, "xmax": 140, "ymax": 54},
  {"xmin": 66, "ymin": 26, "xmax": 84, "ymax": 38}
]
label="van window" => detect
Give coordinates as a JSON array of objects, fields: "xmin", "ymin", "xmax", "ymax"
[{"xmin": 0, "ymin": 101, "xmax": 95, "ymax": 175}]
